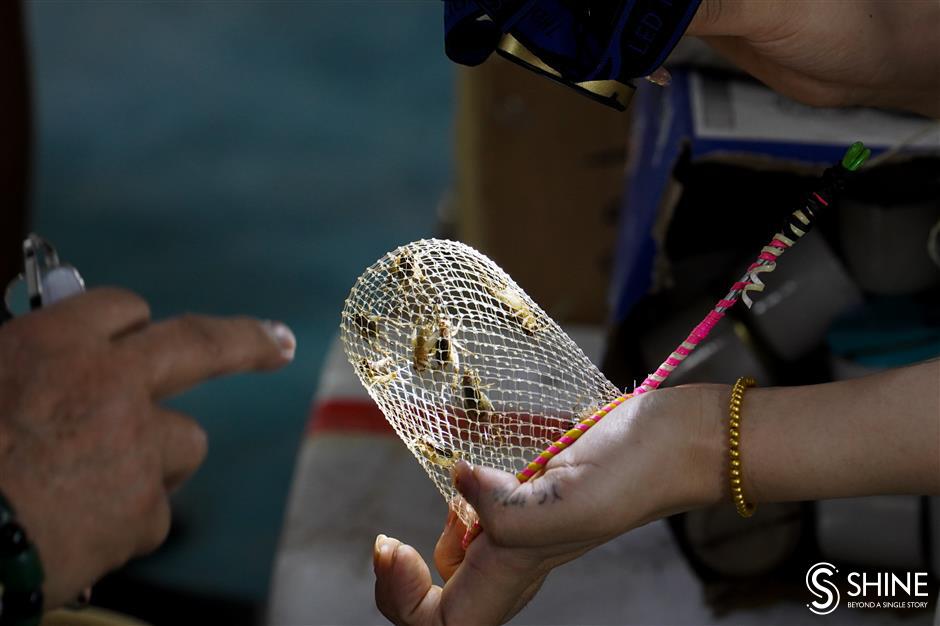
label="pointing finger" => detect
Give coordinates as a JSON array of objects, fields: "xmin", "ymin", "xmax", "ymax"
[{"xmin": 118, "ymin": 314, "xmax": 295, "ymax": 398}]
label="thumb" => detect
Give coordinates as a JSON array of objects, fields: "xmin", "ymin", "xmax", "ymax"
[
  {"xmin": 374, "ymin": 534, "xmax": 440, "ymax": 626},
  {"xmin": 453, "ymin": 460, "xmax": 531, "ymax": 546}
]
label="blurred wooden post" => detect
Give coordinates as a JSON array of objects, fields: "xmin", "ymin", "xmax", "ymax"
[{"xmin": 454, "ymin": 55, "xmax": 630, "ymax": 324}]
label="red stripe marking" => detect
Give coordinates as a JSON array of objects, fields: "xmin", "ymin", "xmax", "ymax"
[
  {"xmin": 306, "ymin": 400, "xmax": 584, "ymax": 448},
  {"xmin": 307, "ymin": 398, "xmax": 394, "ymax": 435},
  {"xmin": 813, "ymin": 192, "xmax": 829, "ymax": 206}
]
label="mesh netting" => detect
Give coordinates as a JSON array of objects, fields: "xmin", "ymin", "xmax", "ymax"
[{"xmin": 340, "ymin": 239, "xmax": 622, "ymax": 527}]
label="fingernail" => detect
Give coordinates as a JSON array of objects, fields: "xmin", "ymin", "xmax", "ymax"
[
  {"xmin": 461, "ymin": 522, "xmax": 482, "ymax": 550},
  {"xmin": 263, "ymin": 321, "xmax": 296, "ymax": 360},
  {"xmin": 374, "ymin": 534, "xmax": 401, "ymax": 571},
  {"xmin": 374, "ymin": 534, "xmax": 390, "ymax": 574},
  {"xmin": 453, "ymin": 460, "xmax": 477, "ymax": 503},
  {"xmin": 374, "ymin": 533, "xmax": 387, "ymax": 560}
]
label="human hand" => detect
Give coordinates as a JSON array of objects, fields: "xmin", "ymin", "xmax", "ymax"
[
  {"xmin": 0, "ymin": 288, "xmax": 295, "ymax": 608},
  {"xmin": 688, "ymin": 0, "xmax": 940, "ymax": 117},
  {"xmin": 373, "ymin": 385, "xmax": 727, "ymax": 625},
  {"xmin": 373, "ymin": 360, "xmax": 940, "ymax": 625}
]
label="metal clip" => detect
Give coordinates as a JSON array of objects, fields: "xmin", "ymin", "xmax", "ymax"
[{"xmin": 3, "ymin": 234, "xmax": 85, "ymax": 322}]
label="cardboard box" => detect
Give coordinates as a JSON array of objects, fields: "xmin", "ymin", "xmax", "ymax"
[
  {"xmin": 612, "ymin": 68, "xmax": 940, "ymax": 324},
  {"xmin": 453, "ymin": 54, "xmax": 630, "ymax": 324}
]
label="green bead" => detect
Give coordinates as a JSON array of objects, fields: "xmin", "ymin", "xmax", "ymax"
[{"xmin": 841, "ymin": 141, "xmax": 871, "ymax": 172}]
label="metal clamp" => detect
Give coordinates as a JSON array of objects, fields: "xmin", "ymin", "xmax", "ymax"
[{"xmin": 2, "ymin": 234, "xmax": 85, "ymax": 322}]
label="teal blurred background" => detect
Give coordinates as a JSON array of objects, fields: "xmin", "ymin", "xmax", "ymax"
[{"xmin": 27, "ymin": 0, "xmax": 452, "ymax": 609}]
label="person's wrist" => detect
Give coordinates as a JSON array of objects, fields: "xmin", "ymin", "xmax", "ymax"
[
  {"xmin": 614, "ymin": 384, "xmax": 728, "ymax": 528},
  {"xmin": 668, "ymin": 384, "xmax": 729, "ymax": 511}
]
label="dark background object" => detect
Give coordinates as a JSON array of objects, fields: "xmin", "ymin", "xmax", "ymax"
[
  {"xmin": 0, "ymin": 2, "xmax": 31, "ymax": 285},
  {"xmin": 21, "ymin": 2, "xmax": 452, "ymax": 623},
  {"xmin": 606, "ymin": 140, "xmax": 940, "ymax": 608}
]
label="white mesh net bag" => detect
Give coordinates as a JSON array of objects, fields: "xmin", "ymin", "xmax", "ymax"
[{"xmin": 340, "ymin": 239, "xmax": 623, "ymax": 527}]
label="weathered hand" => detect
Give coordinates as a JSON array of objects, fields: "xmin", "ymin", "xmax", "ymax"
[
  {"xmin": 0, "ymin": 288, "xmax": 295, "ymax": 608},
  {"xmin": 688, "ymin": 0, "xmax": 940, "ymax": 117},
  {"xmin": 373, "ymin": 385, "xmax": 726, "ymax": 625}
]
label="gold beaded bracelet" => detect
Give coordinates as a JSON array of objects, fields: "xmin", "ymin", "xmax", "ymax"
[{"xmin": 729, "ymin": 376, "xmax": 757, "ymax": 518}]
